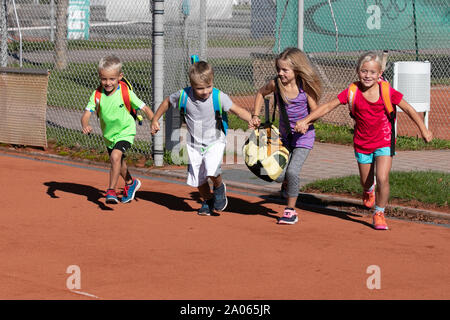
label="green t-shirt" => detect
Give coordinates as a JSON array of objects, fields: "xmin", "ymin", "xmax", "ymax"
[{"xmin": 86, "ymin": 85, "xmax": 145, "ymax": 148}]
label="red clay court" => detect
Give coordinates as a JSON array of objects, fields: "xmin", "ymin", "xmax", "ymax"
[{"xmin": 1, "ymin": 151, "xmax": 449, "ymax": 300}]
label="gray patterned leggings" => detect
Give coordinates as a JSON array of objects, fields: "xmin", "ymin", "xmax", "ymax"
[{"xmin": 278, "ymin": 147, "xmax": 311, "ymax": 198}]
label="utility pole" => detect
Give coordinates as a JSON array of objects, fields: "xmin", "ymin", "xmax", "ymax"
[{"xmin": 152, "ymin": 0, "xmax": 165, "ymax": 166}]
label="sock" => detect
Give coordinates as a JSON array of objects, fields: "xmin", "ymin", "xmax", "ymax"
[
  {"xmin": 285, "ymin": 207, "xmax": 295, "ymax": 211},
  {"xmin": 374, "ymin": 205, "xmax": 385, "ymax": 213}
]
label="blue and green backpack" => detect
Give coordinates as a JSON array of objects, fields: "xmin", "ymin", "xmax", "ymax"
[{"xmin": 177, "ymin": 86, "xmax": 228, "ymax": 135}]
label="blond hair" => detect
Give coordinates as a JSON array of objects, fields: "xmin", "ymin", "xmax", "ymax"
[
  {"xmin": 98, "ymin": 55, "xmax": 122, "ymax": 73},
  {"xmin": 275, "ymin": 47, "xmax": 322, "ymax": 103},
  {"xmin": 189, "ymin": 61, "xmax": 214, "ymax": 86},
  {"xmin": 356, "ymin": 51, "xmax": 382, "ymax": 73}
]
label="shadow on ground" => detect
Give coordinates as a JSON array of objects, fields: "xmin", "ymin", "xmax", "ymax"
[
  {"xmin": 44, "ymin": 181, "xmax": 113, "ymax": 211},
  {"xmin": 260, "ymin": 192, "xmax": 373, "ymax": 228}
]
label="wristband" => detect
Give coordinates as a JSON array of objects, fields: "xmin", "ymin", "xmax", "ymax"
[{"xmin": 252, "ymin": 114, "xmax": 259, "ymax": 117}]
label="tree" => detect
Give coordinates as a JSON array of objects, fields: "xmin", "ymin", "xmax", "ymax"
[{"xmin": 55, "ymin": 0, "xmax": 68, "ymax": 70}]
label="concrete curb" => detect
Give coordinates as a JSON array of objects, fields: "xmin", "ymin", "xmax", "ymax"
[{"xmin": 1, "ymin": 146, "xmax": 449, "ymax": 225}]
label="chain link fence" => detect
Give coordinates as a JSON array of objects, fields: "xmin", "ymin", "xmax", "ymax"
[{"xmin": 1, "ymin": 0, "xmax": 449, "ymax": 159}]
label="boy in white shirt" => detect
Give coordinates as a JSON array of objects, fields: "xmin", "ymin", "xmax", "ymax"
[{"xmin": 151, "ymin": 60, "xmax": 254, "ymax": 215}]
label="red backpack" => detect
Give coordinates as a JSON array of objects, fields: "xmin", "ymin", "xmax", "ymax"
[{"xmin": 95, "ymin": 78, "xmax": 140, "ymax": 123}]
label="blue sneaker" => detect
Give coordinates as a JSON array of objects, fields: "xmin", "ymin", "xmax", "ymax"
[
  {"xmin": 198, "ymin": 198, "xmax": 214, "ymax": 216},
  {"xmin": 121, "ymin": 178, "xmax": 141, "ymax": 203},
  {"xmin": 105, "ymin": 189, "xmax": 119, "ymax": 204},
  {"xmin": 213, "ymin": 183, "xmax": 228, "ymax": 211}
]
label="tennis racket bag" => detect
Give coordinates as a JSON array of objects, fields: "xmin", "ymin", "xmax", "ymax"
[
  {"xmin": 243, "ymin": 78, "xmax": 295, "ymax": 182},
  {"xmin": 243, "ymin": 122, "xmax": 290, "ymax": 182}
]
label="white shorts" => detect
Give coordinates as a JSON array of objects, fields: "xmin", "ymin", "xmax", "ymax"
[{"xmin": 186, "ymin": 141, "xmax": 225, "ymax": 187}]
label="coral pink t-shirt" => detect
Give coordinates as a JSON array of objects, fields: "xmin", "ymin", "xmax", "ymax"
[{"xmin": 338, "ymin": 84, "xmax": 403, "ymax": 154}]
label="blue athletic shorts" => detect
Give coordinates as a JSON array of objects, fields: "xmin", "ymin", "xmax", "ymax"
[{"xmin": 354, "ymin": 147, "xmax": 393, "ymax": 164}]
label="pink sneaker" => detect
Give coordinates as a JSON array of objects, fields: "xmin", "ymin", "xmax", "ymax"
[
  {"xmin": 373, "ymin": 211, "xmax": 389, "ymax": 230},
  {"xmin": 363, "ymin": 189, "xmax": 376, "ymax": 208},
  {"xmin": 277, "ymin": 208, "xmax": 298, "ymax": 225}
]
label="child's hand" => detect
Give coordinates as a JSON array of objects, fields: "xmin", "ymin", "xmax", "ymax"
[
  {"xmin": 251, "ymin": 115, "xmax": 261, "ymax": 128},
  {"xmin": 82, "ymin": 125, "xmax": 92, "ymax": 134},
  {"xmin": 294, "ymin": 120, "xmax": 309, "ymax": 134},
  {"xmin": 422, "ymin": 129, "xmax": 433, "ymax": 143},
  {"xmin": 151, "ymin": 120, "xmax": 160, "ymax": 135}
]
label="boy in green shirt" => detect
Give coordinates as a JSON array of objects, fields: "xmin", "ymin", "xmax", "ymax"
[{"xmin": 81, "ymin": 55, "xmax": 154, "ymax": 204}]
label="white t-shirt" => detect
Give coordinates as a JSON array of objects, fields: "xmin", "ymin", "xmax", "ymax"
[{"xmin": 169, "ymin": 88, "xmax": 233, "ymax": 150}]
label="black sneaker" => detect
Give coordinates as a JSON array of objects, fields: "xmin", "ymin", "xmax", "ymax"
[
  {"xmin": 213, "ymin": 183, "xmax": 228, "ymax": 211},
  {"xmin": 198, "ymin": 198, "xmax": 214, "ymax": 216}
]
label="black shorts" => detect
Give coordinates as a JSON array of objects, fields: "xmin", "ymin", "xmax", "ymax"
[{"xmin": 107, "ymin": 140, "xmax": 131, "ymax": 157}]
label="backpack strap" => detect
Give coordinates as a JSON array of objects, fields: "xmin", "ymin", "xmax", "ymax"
[
  {"xmin": 94, "ymin": 79, "xmax": 136, "ymax": 120},
  {"xmin": 119, "ymin": 79, "xmax": 137, "ymax": 120},
  {"xmin": 347, "ymin": 82, "xmax": 358, "ymax": 119},
  {"xmin": 379, "ymin": 80, "xmax": 395, "ymax": 119},
  {"xmin": 178, "ymin": 87, "xmax": 190, "ymax": 123},
  {"xmin": 95, "ymin": 85, "xmax": 102, "ymax": 117},
  {"xmin": 120, "ymin": 81, "xmax": 131, "ymax": 113},
  {"xmin": 379, "ymin": 80, "xmax": 396, "ymax": 156},
  {"xmin": 274, "ymin": 78, "xmax": 293, "ymax": 149},
  {"xmin": 212, "ymin": 87, "xmax": 228, "ymax": 135},
  {"xmin": 178, "ymin": 87, "xmax": 228, "ymax": 135}
]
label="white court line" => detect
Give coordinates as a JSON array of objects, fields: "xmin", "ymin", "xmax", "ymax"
[{"xmin": 70, "ymin": 290, "xmax": 101, "ymax": 299}]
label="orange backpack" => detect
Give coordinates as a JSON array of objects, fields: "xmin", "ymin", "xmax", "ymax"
[{"xmin": 347, "ymin": 80, "xmax": 397, "ymax": 156}]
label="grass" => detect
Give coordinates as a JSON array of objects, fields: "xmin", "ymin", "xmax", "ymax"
[
  {"xmin": 10, "ymin": 36, "xmax": 274, "ymax": 53},
  {"xmin": 208, "ymin": 38, "xmax": 274, "ymax": 48},
  {"xmin": 396, "ymin": 135, "xmax": 450, "ymax": 150},
  {"xmin": 209, "ymin": 57, "xmax": 254, "ymax": 94},
  {"xmin": 46, "ymin": 126, "xmax": 153, "ymax": 165},
  {"xmin": 46, "ymin": 124, "xmax": 189, "ymax": 167},
  {"xmin": 46, "ymin": 61, "xmax": 153, "ymax": 109},
  {"xmin": 37, "ymin": 58, "xmax": 252, "ymax": 109},
  {"xmin": 11, "ymin": 37, "xmax": 272, "ymax": 53},
  {"xmin": 301, "ymin": 171, "xmax": 449, "ymax": 207},
  {"xmin": 314, "ymin": 122, "xmax": 354, "ymax": 145},
  {"xmin": 9, "ymin": 39, "xmax": 152, "ymax": 53}
]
